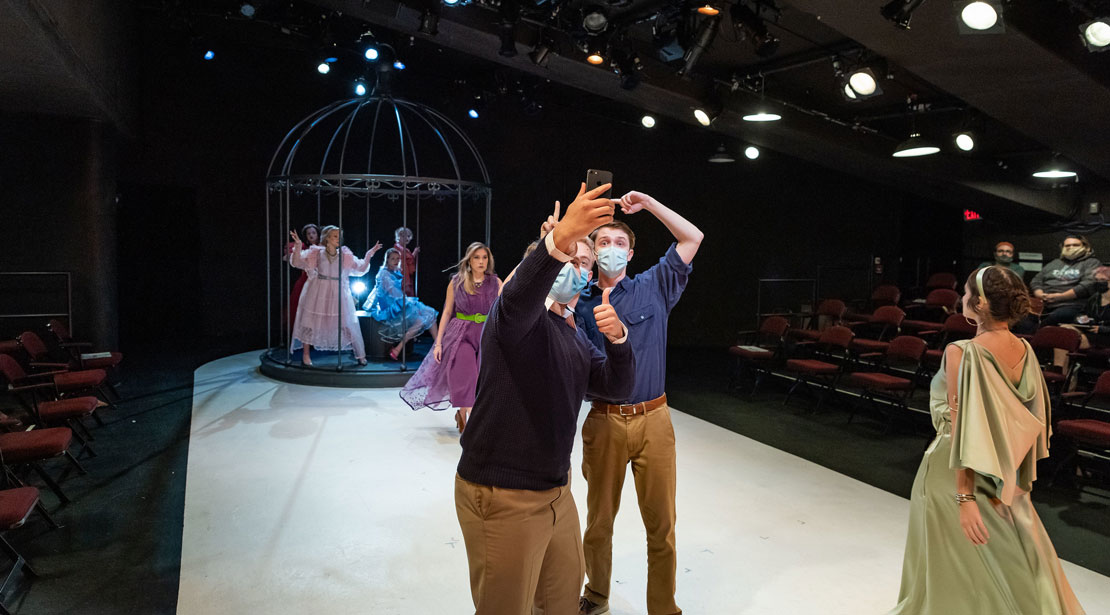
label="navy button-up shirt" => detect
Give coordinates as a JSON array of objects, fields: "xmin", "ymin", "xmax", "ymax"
[{"xmin": 575, "ymin": 242, "xmax": 691, "ymax": 404}]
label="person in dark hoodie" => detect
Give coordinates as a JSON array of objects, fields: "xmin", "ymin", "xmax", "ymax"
[{"xmin": 1030, "ymin": 234, "xmax": 1101, "ymax": 327}]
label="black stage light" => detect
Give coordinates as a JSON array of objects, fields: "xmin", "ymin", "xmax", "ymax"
[
  {"xmin": 1081, "ymin": 18, "xmax": 1110, "ymax": 52},
  {"xmin": 583, "ymin": 5, "xmax": 609, "ymax": 33},
  {"xmin": 678, "ymin": 14, "xmax": 721, "ymax": 76},
  {"xmin": 612, "ymin": 48, "xmax": 644, "ymax": 89},
  {"xmin": 880, "ymin": 0, "xmax": 926, "ymax": 30},
  {"xmin": 498, "ymin": 22, "xmax": 517, "ymax": 56},
  {"xmin": 529, "ymin": 40, "xmax": 554, "ymax": 66},
  {"xmin": 418, "ymin": 9, "xmax": 440, "ymax": 35},
  {"xmin": 693, "ymin": 95, "xmax": 722, "ymax": 126},
  {"xmin": 731, "ymin": 3, "xmax": 780, "ymax": 58}
]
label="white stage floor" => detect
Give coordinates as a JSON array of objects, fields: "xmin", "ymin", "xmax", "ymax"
[{"xmin": 177, "ymin": 352, "xmax": 1110, "ymax": 615}]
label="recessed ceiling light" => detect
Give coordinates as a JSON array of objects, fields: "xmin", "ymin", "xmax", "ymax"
[
  {"xmin": 955, "ymin": 132, "xmax": 975, "ymax": 151},
  {"xmin": 960, "ymin": 2, "xmax": 998, "ymax": 31},
  {"xmin": 641, "ymin": 115, "xmax": 656, "ymax": 128},
  {"xmin": 744, "ymin": 146, "xmax": 760, "ymax": 159},
  {"xmin": 1081, "ymin": 19, "xmax": 1110, "ymax": 51}
]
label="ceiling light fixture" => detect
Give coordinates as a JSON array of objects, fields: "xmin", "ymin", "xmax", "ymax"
[
  {"xmin": 880, "ymin": 0, "xmax": 926, "ymax": 30},
  {"xmin": 708, "ymin": 144, "xmax": 735, "ymax": 163},
  {"xmin": 678, "ymin": 14, "xmax": 721, "ymax": 76},
  {"xmin": 731, "ymin": 3, "xmax": 780, "ymax": 58},
  {"xmin": 583, "ymin": 6, "xmax": 609, "ymax": 33},
  {"xmin": 697, "ymin": 4, "xmax": 720, "ymax": 16},
  {"xmin": 954, "ymin": 132, "xmax": 976, "ymax": 151},
  {"xmin": 1081, "ymin": 18, "xmax": 1110, "ymax": 52},
  {"xmin": 892, "ymin": 133, "xmax": 940, "ymax": 158},
  {"xmin": 959, "ymin": 2, "xmax": 998, "ymax": 30},
  {"xmin": 641, "ymin": 114, "xmax": 656, "ymax": 128},
  {"xmin": 744, "ymin": 146, "xmax": 760, "ymax": 159}
]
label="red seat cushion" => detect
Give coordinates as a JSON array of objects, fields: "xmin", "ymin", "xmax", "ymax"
[
  {"xmin": 901, "ymin": 319, "xmax": 942, "ymax": 331},
  {"xmin": 729, "ymin": 346, "xmax": 775, "ymax": 360},
  {"xmin": 38, "ymin": 396, "xmax": 98, "ymax": 422},
  {"xmin": 790, "ymin": 329, "xmax": 821, "ymax": 342},
  {"xmin": 847, "ymin": 372, "xmax": 914, "ymax": 390},
  {"xmin": 53, "ymin": 369, "xmax": 106, "ymax": 391},
  {"xmin": 1042, "ymin": 371, "xmax": 1066, "ymax": 383},
  {"xmin": 922, "ymin": 349, "xmax": 943, "ymax": 365},
  {"xmin": 785, "ymin": 359, "xmax": 839, "ymax": 374},
  {"xmin": 1056, "ymin": 419, "xmax": 1110, "ymax": 446},
  {"xmin": 0, "ymin": 487, "xmax": 40, "ymax": 529},
  {"xmin": 852, "ymin": 339, "xmax": 891, "ymax": 353},
  {"xmin": 0, "ymin": 428, "xmax": 73, "ymax": 464},
  {"xmin": 82, "ymin": 352, "xmax": 122, "ymax": 370}
]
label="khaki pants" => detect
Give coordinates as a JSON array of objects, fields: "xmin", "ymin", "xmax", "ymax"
[
  {"xmin": 455, "ymin": 474, "xmax": 585, "ymax": 615},
  {"xmin": 581, "ymin": 404, "xmax": 680, "ymax": 615}
]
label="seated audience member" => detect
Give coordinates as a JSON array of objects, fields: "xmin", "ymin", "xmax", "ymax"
[
  {"xmin": 1029, "ymin": 234, "xmax": 1100, "ymax": 327},
  {"xmin": 978, "ymin": 241, "xmax": 1025, "ymax": 279},
  {"xmin": 1066, "ymin": 266, "xmax": 1110, "ymax": 349}
]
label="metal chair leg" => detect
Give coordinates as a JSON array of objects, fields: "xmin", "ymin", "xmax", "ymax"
[{"xmin": 28, "ymin": 463, "xmax": 70, "ymax": 505}]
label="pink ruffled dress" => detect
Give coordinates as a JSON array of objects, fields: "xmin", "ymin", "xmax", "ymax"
[{"xmin": 290, "ymin": 245, "xmax": 373, "ymax": 359}]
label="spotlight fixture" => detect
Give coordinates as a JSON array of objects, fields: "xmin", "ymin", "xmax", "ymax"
[
  {"xmin": 641, "ymin": 114, "xmax": 656, "ymax": 128},
  {"xmin": 239, "ymin": 3, "xmax": 256, "ymax": 18},
  {"xmin": 959, "ymin": 1, "xmax": 998, "ymax": 30},
  {"xmin": 354, "ymin": 78, "xmax": 368, "ymax": 96},
  {"xmin": 1081, "ymin": 18, "xmax": 1110, "ymax": 52},
  {"xmin": 498, "ymin": 21, "xmax": 517, "ymax": 57},
  {"xmin": 697, "ymin": 4, "xmax": 720, "ymax": 16},
  {"xmin": 467, "ymin": 108, "xmax": 479, "ymax": 119},
  {"xmin": 731, "ymin": 3, "xmax": 780, "ymax": 58},
  {"xmin": 418, "ymin": 9, "xmax": 440, "ymax": 35},
  {"xmin": 744, "ymin": 146, "xmax": 760, "ymax": 159},
  {"xmin": 444, "ymin": 0, "xmax": 460, "ymax": 5},
  {"xmin": 203, "ymin": 50, "xmax": 215, "ymax": 61},
  {"xmin": 586, "ymin": 42, "xmax": 606, "ymax": 65},
  {"xmin": 678, "ymin": 14, "xmax": 720, "ymax": 76},
  {"xmin": 880, "ymin": 0, "xmax": 926, "ymax": 30},
  {"xmin": 693, "ymin": 97, "xmax": 722, "ymax": 126},
  {"xmin": 529, "ymin": 40, "xmax": 554, "ymax": 67},
  {"xmin": 582, "ymin": 7, "xmax": 609, "ymax": 33},
  {"xmin": 393, "ymin": 60, "xmax": 406, "ymax": 70},
  {"xmin": 892, "ymin": 133, "xmax": 940, "ymax": 158},
  {"xmin": 317, "ymin": 62, "xmax": 331, "ymax": 74},
  {"xmin": 612, "ymin": 48, "xmax": 644, "ymax": 90},
  {"xmin": 351, "ymin": 281, "xmax": 367, "ymax": 294},
  {"xmin": 364, "ymin": 46, "xmax": 380, "ymax": 61},
  {"xmin": 708, "ymin": 143, "xmax": 735, "ymax": 163},
  {"xmin": 954, "ymin": 132, "xmax": 975, "ymax": 152}
]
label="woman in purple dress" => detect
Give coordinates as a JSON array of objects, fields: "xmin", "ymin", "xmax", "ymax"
[{"xmin": 400, "ymin": 242, "xmax": 500, "ymax": 433}]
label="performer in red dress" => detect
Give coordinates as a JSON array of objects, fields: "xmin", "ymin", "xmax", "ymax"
[
  {"xmin": 393, "ymin": 226, "xmax": 419, "ymax": 296},
  {"xmin": 288, "ymin": 223, "xmax": 319, "ymax": 327}
]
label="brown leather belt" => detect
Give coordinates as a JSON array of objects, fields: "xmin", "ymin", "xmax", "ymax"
[{"xmin": 590, "ymin": 394, "xmax": 667, "ymax": 417}]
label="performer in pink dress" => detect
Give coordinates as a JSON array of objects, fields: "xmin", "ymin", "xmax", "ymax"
[
  {"xmin": 290, "ymin": 225, "xmax": 382, "ymax": 366},
  {"xmin": 287, "ymin": 223, "xmax": 319, "ymax": 332},
  {"xmin": 400, "ymin": 243, "xmax": 500, "ymax": 433},
  {"xmin": 393, "ymin": 226, "xmax": 419, "ymax": 296}
]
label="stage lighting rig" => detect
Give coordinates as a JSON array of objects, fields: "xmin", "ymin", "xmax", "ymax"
[
  {"xmin": 1081, "ymin": 18, "xmax": 1110, "ymax": 52},
  {"xmin": 880, "ymin": 0, "xmax": 926, "ymax": 30},
  {"xmin": 677, "ymin": 13, "xmax": 721, "ymax": 76},
  {"xmin": 730, "ymin": 1, "xmax": 780, "ymax": 58}
]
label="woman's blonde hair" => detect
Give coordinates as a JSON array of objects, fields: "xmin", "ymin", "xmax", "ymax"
[
  {"xmin": 319, "ymin": 225, "xmax": 341, "ymax": 246},
  {"xmin": 455, "ymin": 242, "xmax": 495, "ymax": 295}
]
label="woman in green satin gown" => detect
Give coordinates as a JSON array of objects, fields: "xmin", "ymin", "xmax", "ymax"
[{"xmin": 887, "ymin": 266, "xmax": 1085, "ymax": 615}]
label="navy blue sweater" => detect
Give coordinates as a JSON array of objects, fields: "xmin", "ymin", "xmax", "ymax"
[{"xmin": 457, "ymin": 234, "xmax": 635, "ymax": 490}]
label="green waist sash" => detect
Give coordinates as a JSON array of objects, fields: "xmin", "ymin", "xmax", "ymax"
[{"xmin": 456, "ymin": 312, "xmax": 488, "ymax": 323}]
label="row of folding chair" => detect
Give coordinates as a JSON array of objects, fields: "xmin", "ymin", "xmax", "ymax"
[{"xmin": 0, "ymin": 321, "xmax": 124, "ymax": 612}]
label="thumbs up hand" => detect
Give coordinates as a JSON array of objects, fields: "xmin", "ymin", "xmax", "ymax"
[{"xmin": 593, "ymin": 287, "xmax": 625, "ymax": 343}]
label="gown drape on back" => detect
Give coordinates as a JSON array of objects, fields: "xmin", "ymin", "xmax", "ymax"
[{"xmin": 887, "ymin": 339, "xmax": 1084, "ymax": 615}]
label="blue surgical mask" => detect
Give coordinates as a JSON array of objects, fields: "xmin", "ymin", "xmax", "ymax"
[
  {"xmin": 549, "ymin": 263, "xmax": 590, "ymax": 304},
  {"xmin": 596, "ymin": 246, "xmax": 628, "ymax": 277}
]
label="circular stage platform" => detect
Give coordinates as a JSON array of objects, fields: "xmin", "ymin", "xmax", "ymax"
[{"xmin": 258, "ymin": 344, "xmax": 425, "ymax": 388}]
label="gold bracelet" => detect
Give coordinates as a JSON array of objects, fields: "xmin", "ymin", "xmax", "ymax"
[{"xmin": 955, "ymin": 493, "xmax": 977, "ymax": 503}]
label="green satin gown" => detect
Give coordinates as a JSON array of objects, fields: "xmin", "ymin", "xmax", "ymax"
[{"xmin": 887, "ymin": 339, "xmax": 1085, "ymax": 615}]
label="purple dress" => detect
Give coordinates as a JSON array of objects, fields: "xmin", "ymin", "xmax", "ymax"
[{"xmin": 400, "ymin": 274, "xmax": 500, "ymax": 411}]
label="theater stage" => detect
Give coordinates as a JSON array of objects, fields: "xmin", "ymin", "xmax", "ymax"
[{"xmin": 177, "ymin": 352, "xmax": 1110, "ymax": 615}]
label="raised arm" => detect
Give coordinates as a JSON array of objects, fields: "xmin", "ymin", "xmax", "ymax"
[
  {"xmin": 289, "ymin": 233, "xmax": 317, "ymax": 271},
  {"xmin": 619, "ymin": 191, "xmax": 704, "ymax": 264},
  {"xmin": 495, "ymin": 183, "xmax": 614, "ymax": 341}
]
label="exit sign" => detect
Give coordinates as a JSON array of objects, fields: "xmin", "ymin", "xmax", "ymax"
[{"xmin": 964, "ymin": 209, "xmax": 982, "ymax": 221}]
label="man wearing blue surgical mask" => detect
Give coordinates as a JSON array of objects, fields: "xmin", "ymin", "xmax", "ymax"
[
  {"xmin": 574, "ymin": 190, "xmax": 703, "ymax": 615},
  {"xmin": 455, "ymin": 182, "xmax": 636, "ymax": 615}
]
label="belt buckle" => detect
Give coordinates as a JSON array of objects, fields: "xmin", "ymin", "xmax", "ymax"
[{"xmin": 618, "ymin": 403, "xmax": 637, "ymax": 416}]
